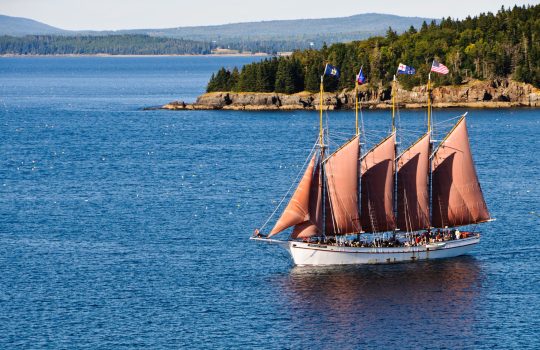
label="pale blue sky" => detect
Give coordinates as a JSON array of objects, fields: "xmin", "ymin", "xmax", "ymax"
[{"xmin": 1, "ymin": 0, "xmax": 538, "ymax": 30}]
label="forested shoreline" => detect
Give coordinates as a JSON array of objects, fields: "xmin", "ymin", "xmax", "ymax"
[
  {"xmin": 0, "ymin": 35, "xmax": 214, "ymax": 55},
  {"xmin": 206, "ymin": 5, "xmax": 540, "ymax": 93}
]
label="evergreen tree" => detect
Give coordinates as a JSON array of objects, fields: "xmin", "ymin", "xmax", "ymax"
[
  {"xmin": 230, "ymin": 67, "xmax": 240, "ymax": 91},
  {"xmin": 206, "ymin": 73, "xmax": 217, "ymax": 92},
  {"xmin": 305, "ymin": 59, "xmax": 323, "ymax": 92},
  {"xmin": 275, "ymin": 59, "xmax": 295, "ymax": 93}
]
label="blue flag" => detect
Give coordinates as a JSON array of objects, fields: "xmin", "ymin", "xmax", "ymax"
[
  {"xmin": 324, "ymin": 64, "xmax": 340, "ymax": 78},
  {"xmin": 397, "ymin": 63, "xmax": 416, "ymax": 75},
  {"xmin": 357, "ymin": 67, "xmax": 366, "ymax": 84}
]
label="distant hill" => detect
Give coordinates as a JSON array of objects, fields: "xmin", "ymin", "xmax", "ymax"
[
  {"xmin": 0, "ymin": 14, "xmax": 70, "ymax": 36},
  {"xmin": 0, "ymin": 13, "xmax": 434, "ymax": 45},
  {"xmin": 119, "ymin": 13, "xmax": 435, "ymax": 43},
  {"xmin": 0, "ymin": 13, "xmax": 437, "ymax": 54}
]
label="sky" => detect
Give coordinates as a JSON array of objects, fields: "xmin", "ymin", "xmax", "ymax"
[{"xmin": 1, "ymin": 0, "xmax": 539, "ymax": 30}]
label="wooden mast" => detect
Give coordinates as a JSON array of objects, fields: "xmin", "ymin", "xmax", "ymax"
[
  {"xmin": 319, "ymin": 73, "xmax": 326, "ymax": 238},
  {"xmin": 427, "ymin": 72, "xmax": 433, "ymax": 230},
  {"xmin": 355, "ymin": 72, "xmax": 361, "ymax": 238},
  {"xmin": 427, "ymin": 72, "xmax": 432, "ymax": 133},
  {"xmin": 392, "ymin": 74, "xmax": 398, "ymax": 228},
  {"xmin": 392, "ymin": 75, "xmax": 396, "ymax": 133},
  {"xmin": 355, "ymin": 81, "xmax": 359, "ymax": 135},
  {"xmin": 319, "ymin": 75, "xmax": 324, "ymax": 147}
]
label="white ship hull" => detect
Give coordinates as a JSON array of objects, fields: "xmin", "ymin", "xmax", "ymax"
[{"xmin": 284, "ymin": 235, "xmax": 480, "ymax": 266}]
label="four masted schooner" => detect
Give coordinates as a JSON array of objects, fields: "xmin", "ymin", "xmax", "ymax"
[{"xmin": 251, "ymin": 63, "xmax": 493, "ymax": 266}]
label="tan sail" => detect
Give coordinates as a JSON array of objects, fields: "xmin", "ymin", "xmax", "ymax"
[
  {"xmin": 324, "ymin": 136, "xmax": 361, "ymax": 235},
  {"xmin": 396, "ymin": 133, "xmax": 430, "ymax": 232},
  {"xmin": 360, "ymin": 133, "xmax": 396, "ymax": 233},
  {"xmin": 269, "ymin": 155, "xmax": 316, "ymax": 236},
  {"xmin": 431, "ymin": 116, "xmax": 490, "ymax": 227},
  {"xmin": 291, "ymin": 160, "xmax": 323, "ymax": 238}
]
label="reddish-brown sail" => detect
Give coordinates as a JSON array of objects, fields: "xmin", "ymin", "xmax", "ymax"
[
  {"xmin": 431, "ymin": 116, "xmax": 490, "ymax": 227},
  {"xmin": 325, "ymin": 136, "xmax": 361, "ymax": 235},
  {"xmin": 360, "ymin": 133, "xmax": 396, "ymax": 232},
  {"xmin": 396, "ymin": 133, "xmax": 430, "ymax": 232},
  {"xmin": 269, "ymin": 155, "xmax": 316, "ymax": 236},
  {"xmin": 291, "ymin": 161, "xmax": 323, "ymax": 238}
]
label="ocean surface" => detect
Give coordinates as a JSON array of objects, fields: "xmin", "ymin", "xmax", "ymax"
[{"xmin": 0, "ymin": 56, "xmax": 539, "ymax": 349}]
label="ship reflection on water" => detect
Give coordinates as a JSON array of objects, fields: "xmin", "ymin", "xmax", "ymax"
[{"xmin": 273, "ymin": 257, "xmax": 483, "ymax": 348}]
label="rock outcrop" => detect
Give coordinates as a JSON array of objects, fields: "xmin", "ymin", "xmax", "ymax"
[{"xmin": 161, "ymin": 79, "xmax": 540, "ymax": 111}]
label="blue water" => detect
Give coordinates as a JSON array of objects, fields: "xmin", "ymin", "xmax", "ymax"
[{"xmin": 0, "ymin": 57, "xmax": 539, "ymax": 349}]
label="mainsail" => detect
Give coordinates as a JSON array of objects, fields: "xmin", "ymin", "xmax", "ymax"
[
  {"xmin": 291, "ymin": 160, "xmax": 323, "ymax": 238},
  {"xmin": 431, "ymin": 116, "xmax": 490, "ymax": 227},
  {"xmin": 269, "ymin": 155, "xmax": 317, "ymax": 237},
  {"xmin": 396, "ymin": 133, "xmax": 430, "ymax": 231},
  {"xmin": 360, "ymin": 133, "xmax": 396, "ymax": 233},
  {"xmin": 324, "ymin": 136, "xmax": 361, "ymax": 235}
]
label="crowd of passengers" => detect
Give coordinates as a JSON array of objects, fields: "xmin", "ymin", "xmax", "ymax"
[{"xmin": 307, "ymin": 229, "xmax": 471, "ymax": 248}]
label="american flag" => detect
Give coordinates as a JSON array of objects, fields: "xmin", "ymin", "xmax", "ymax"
[{"xmin": 431, "ymin": 60, "xmax": 449, "ymax": 75}]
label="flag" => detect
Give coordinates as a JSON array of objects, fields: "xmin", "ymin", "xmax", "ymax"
[
  {"xmin": 356, "ymin": 67, "xmax": 366, "ymax": 85},
  {"xmin": 431, "ymin": 60, "xmax": 449, "ymax": 75},
  {"xmin": 324, "ymin": 64, "xmax": 340, "ymax": 78},
  {"xmin": 397, "ymin": 63, "xmax": 416, "ymax": 75}
]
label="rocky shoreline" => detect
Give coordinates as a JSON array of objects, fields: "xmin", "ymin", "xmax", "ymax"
[{"xmin": 161, "ymin": 79, "xmax": 540, "ymax": 111}]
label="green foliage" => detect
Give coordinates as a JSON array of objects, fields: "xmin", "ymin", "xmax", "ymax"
[
  {"xmin": 0, "ymin": 34, "xmax": 213, "ymax": 55},
  {"xmin": 275, "ymin": 58, "xmax": 304, "ymax": 93},
  {"xmin": 207, "ymin": 4, "xmax": 540, "ymax": 92},
  {"xmin": 208, "ymin": 57, "xmax": 279, "ymax": 92}
]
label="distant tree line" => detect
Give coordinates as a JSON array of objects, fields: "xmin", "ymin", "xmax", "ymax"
[
  {"xmin": 0, "ymin": 34, "xmax": 365, "ymax": 56},
  {"xmin": 207, "ymin": 4, "xmax": 540, "ymax": 93},
  {"xmin": 0, "ymin": 34, "xmax": 381, "ymax": 56},
  {"xmin": 212, "ymin": 31, "xmax": 390, "ymax": 54},
  {"xmin": 217, "ymin": 39, "xmax": 312, "ymax": 55},
  {"xmin": 0, "ymin": 35, "xmax": 214, "ymax": 55}
]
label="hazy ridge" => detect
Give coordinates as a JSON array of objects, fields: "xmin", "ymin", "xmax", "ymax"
[{"xmin": 0, "ymin": 13, "xmax": 434, "ymax": 53}]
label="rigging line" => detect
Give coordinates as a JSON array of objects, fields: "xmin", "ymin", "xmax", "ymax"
[
  {"xmin": 396, "ymin": 104, "xmax": 402, "ymax": 145},
  {"xmin": 432, "ymin": 115, "xmax": 462, "ymax": 127},
  {"xmin": 432, "ymin": 115, "xmax": 464, "ymax": 140},
  {"xmin": 330, "ymin": 130, "xmax": 355, "ymax": 136},
  {"xmin": 258, "ymin": 139, "xmax": 319, "ymax": 232},
  {"xmin": 394, "ymin": 135, "xmax": 418, "ymax": 144},
  {"xmin": 327, "ymin": 138, "xmax": 352, "ymax": 145},
  {"xmin": 363, "ymin": 128, "xmax": 391, "ymax": 134},
  {"xmin": 420, "ymin": 191, "xmax": 430, "ymax": 230},
  {"xmin": 404, "ymin": 189, "xmax": 413, "ymax": 233},
  {"xmin": 324, "ymin": 168, "xmax": 339, "ymax": 236},
  {"xmin": 360, "ymin": 136, "xmax": 381, "ymax": 150},
  {"xmin": 438, "ymin": 196, "xmax": 445, "ymax": 228},
  {"xmin": 325, "ymin": 108, "xmax": 330, "ymax": 150},
  {"xmin": 364, "ymin": 179, "xmax": 378, "ymax": 233},
  {"xmin": 360, "ymin": 106, "xmax": 367, "ymax": 146},
  {"xmin": 324, "ymin": 161, "xmax": 338, "ymax": 235},
  {"xmin": 397, "ymin": 129, "xmax": 429, "ymax": 137},
  {"xmin": 398, "ymin": 127, "xmax": 428, "ymax": 132},
  {"xmin": 326, "ymin": 131, "xmax": 347, "ymax": 137},
  {"xmin": 362, "ymin": 131, "xmax": 392, "ymax": 142},
  {"xmin": 326, "ymin": 135, "xmax": 350, "ymax": 145},
  {"xmin": 327, "ymin": 139, "xmax": 342, "ymax": 150}
]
